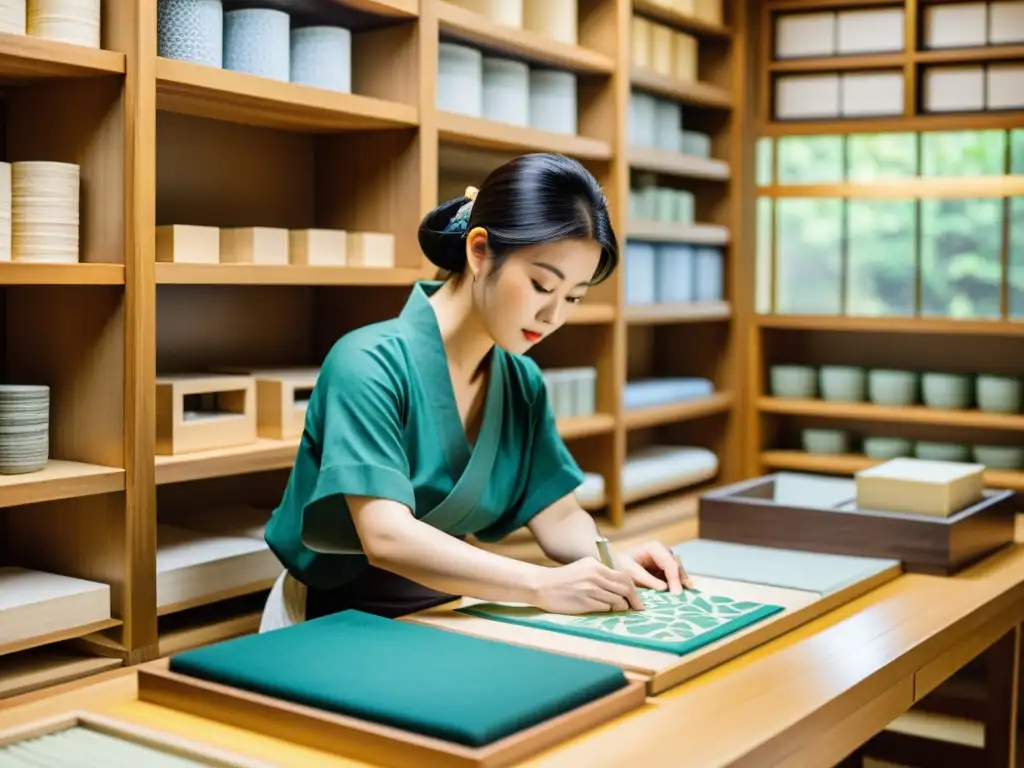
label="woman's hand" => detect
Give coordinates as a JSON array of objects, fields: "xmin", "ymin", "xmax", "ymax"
[
  {"xmin": 617, "ymin": 542, "xmax": 693, "ymax": 594},
  {"xmin": 532, "ymin": 558, "xmax": 645, "ymax": 614}
]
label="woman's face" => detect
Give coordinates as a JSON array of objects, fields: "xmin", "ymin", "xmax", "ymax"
[{"xmin": 466, "ymin": 229, "xmax": 602, "ymax": 355}]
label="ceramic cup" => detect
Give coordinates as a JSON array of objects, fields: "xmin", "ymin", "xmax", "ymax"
[
  {"xmin": 801, "ymin": 428, "xmax": 849, "ymax": 455},
  {"xmin": 914, "ymin": 441, "xmax": 970, "ymax": 462},
  {"xmin": 921, "ymin": 372, "xmax": 973, "ymax": 410},
  {"xmin": 863, "ymin": 436, "xmax": 913, "ymax": 459},
  {"xmin": 973, "ymin": 444, "xmax": 1024, "ymax": 470},
  {"xmin": 290, "ymin": 25, "xmax": 352, "ymax": 93},
  {"xmin": 769, "ymin": 364, "xmax": 817, "ymax": 399},
  {"xmin": 868, "ymin": 369, "xmax": 918, "ymax": 406},
  {"xmin": 976, "ymin": 374, "xmax": 1023, "ymax": 414},
  {"xmin": 819, "ymin": 365, "xmax": 866, "ymax": 402}
]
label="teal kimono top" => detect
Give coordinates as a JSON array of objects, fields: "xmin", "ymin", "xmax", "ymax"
[{"xmin": 264, "ymin": 281, "xmax": 586, "ymax": 617}]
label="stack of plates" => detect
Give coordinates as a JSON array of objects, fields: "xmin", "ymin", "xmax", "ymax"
[
  {"xmin": 28, "ymin": 0, "xmax": 101, "ymax": 48},
  {"xmin": 0, "ymin": 385, "xmax": 50, "ymax": 475},
  {"xmin": 0, "ymin": 162, "xmax": 9, "ymax": 262},
  {"xmin": 12, "ymin": 161, "xmax": 80, "ymax": 263},
  {"xmin": 0, "ymin": 0, "xmax": 26, "ymax": 34}
]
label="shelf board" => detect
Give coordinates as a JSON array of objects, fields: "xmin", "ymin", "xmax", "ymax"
[
  {"xmin": 437, "ymin": 2, "xmax": 614, "ymax": 74},
  {"xmin": 625, "ymin": 300, "xmax": 732, "ymax": 325},
  {"xmin": 155, "ymin": 262, "xmax": 427, "ymax": 286},
  {"xmin": 155, "ymin": 439, "xmax": 300, "ymax": 485},
  {"xmin": 565, "ymin": 303, "xmax": 616, "ymax": 324},
  {"xmin": 760, "ymin": 450, "xmax": 1024, "ymax": 492},
  {"xmin": 759, "ymin": 397, "xmax": 1024, "ymax": 433},
  {"xmin": 757, "ymin": 314, "xmax": 1024, "ymax": 337},
  {"xmin": 631, "ymin": 0, "xmax": 732, "ymax": 38},
  {"xmin": 0, "ymin": 460, "xmax": 125, "ymax": 509},
  {"xmin": 0, "ymin": 262, "xmax": 124, "ymax": 285},
  {"xmin": 768, "ymin": 52, "xmax": 906, "ymax": 73},
  {"xmin": 627, "ymin": 219, "xmax": 730, "ymax": 245},
  {"xmin": 438, "ymin": 111, "xmax": 613, "ymax": 160},
  {"xmin": 0, "ymin": 645, "xmax": 123, "ymax": 700},
  {"xmin": 629, "ymin": 147, "xmax": 730, "ymax": 179},
  {"xmin": 557, "ymin": 413, "xmax": 616, "ymax": 440},
  {"xmin": 155, "ymin": 57, "xmax": 419, "ymax": 132},
  {"xmin": 762, "ymin": 176, "xmax": 1024, "ymax": 200},
  {"xmin": 914, "ymin": 44, "xmax": 1024, "ymax": 64},
  {"xmin": 625, "ymin": 392, "xmax": 734, "ymax": 430},
  {"xmin": 760, "ymin": 111, "xmax": 1024, "ymax": 137},
  {"xmin": 0, "ymin": 32, "xmax": 125, "ymax": 79},
  {"xmin": 0, "ymin": 618, "xmax": 123, "ymax": 658},
  {"xmin": 334, "ymin": 0, "xmax": 418, "ymax": 17},
  {"xmin": 630, "ymin": 67, "xmax": 732, "ymax": 109}
]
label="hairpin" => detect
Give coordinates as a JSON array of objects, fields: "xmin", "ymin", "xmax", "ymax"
[{"xmin": 444, "ymin": 186, "xmax": 479, "ymax": 235}]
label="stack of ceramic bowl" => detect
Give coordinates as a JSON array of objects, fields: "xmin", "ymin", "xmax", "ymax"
[
  {"xmin": 28, "ymin": 0, "xmax": 101, "ymax": 48},
  {"xmin": 0, "ymin": 0, "xmax": 26, "ymax": 33},
  {"xmin": 0, "ymin": 385, "xmax": 49, "ymax": 475},
  {"xmin": 11, "ymin": 161, "xmax": 80, "ymax": 263},
  {"xmin": 0, "ymin": 162, "xmax": 10, "ymax": 262}
]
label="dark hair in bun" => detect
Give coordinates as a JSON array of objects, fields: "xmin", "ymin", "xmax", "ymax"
[{"xmin": 417, "ymin": 153, "xmax": 618, "ymax": 285}]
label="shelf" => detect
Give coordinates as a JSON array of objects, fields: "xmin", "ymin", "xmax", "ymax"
[
  {"xmin": 629, "ymin": 147, "xmax": 730, "ymax": 179},
  {"xmin": 0, "ymin": 460, "xmax": 125, "ymax": 509},
  {"xmin": 155, "ymin": 57, "xmax": 419, "ymax": 132},
  {"xmin": 438, "ymin": 111, "xmax": 613, "ymax": 160},
  {"xmin": 627, "ymin": 220, "xmax": 730, "ymax": 245},
  {"xmin": 914, "ymin": 45, "xmax": 1024, "ymax": 65},
  {"xmin": 0, "ymin": 31, "xmax": 125, "ymax": 79},
  {"xmin": 0, "ymin": 645, "xmax": 123, "ymax": 700},
  {"xmin": 157, "ymin": 593, "xmax": 267, "ymax": 658},
  {"xmin": 0, "ymin": 263, "xmax": 124, "ymax": 285},
  {"xmin": 760, "ymin": 450, "xmax": 1024, "ymax": 492},
  {"xmin": 757, "ymin": 314, "xmax": 1024, "ymax": 337},
  {"xmin": 625, "ymin": 300, "xmax": 732, "ymax": 325},
  {"xmin": 557, "ymin": 413, "xmax": 616, "ymax": 440},
  {"xmin": 565, "ymin": 303, "xmax": 616, "ymax": 324},
  {"xmin": 335, "ymin": 0, "xmax": 418, "ymax": 16},
  {"xmin": 155, "ymin": 263, "xmax": 427, "ymax": 286},
  {"xmin": 625, "ymin": 392, "xmax": 734, "ymax": 430},
  {"xmin": 630, "ymin": 67, "xmax": 732, "ymax": 109},
  {"xmin": 762, "ymin": 176, "xmax": 1024, "ymax": 200},
  {"xmin": 768, "ymin": 53, "xmax": 906, "ymax": 73},
  {"xmin": 760, "ymin": 111, "xmax": 1024, "ymax": 137},
  {"xmin": 155, "ymin": 439, "xmax": 300, "ymax": 485},
  {"xmin": 631, "ymin": 0, "xmax": 733, "ymax": 38},
  {"xmin": 437, "ymin": 2, "xmax": 614, "ymax": 74},
  {"xmin": 759, "ymin": 397, "xmax": 1024, "ymax": 433},
  {"xmin": 0, "ymin": 618, "xmax": 122, "ymax": 659}
]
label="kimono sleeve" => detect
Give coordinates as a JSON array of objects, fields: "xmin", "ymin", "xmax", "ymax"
[{"xmin": 474, "ymin": 380, "xmax": 586, "ymax": 542}]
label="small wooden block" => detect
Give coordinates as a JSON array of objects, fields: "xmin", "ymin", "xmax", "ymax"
[
  {"xmin": 855, "ymin": 458, "xmax": 985, "ymax": 517},
  {"xmin": 650, "ymin": 23, "xmax": 674, "ymax": 76},
  {"xmin": 156, "ymin": 225, "xmax": 220, "ymax": 264},
  {"xmin": 289, "ymin": 228, "xmax": 347, "ymax": 266},
  {"xmin": 631, "ymin": 16, "xmax": 651, "ymax": 68},
  {"xmin": 254, "ymin": 368, "xmax": 318, "ymax": 440},
  {"xmin": 219, "ymin": 227, "xmax": 289, "ymax": 265},
  {"xmin": 155, "ymin": 374, "xmax": 257, "ymax": 456},
  {"xmin": 673, "ymin": 32, "xmax": 698, "ymax": 82},
  {"xmin": 347, "ymin": 232, "xmax": 395, "ymax": 268}
]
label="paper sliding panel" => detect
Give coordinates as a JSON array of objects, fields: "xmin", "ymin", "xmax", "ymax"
[
  {"xmin": 923, "ymin": 2, "xmax": 987, "ymax": 49},
  {"xmin": 774, "ymin": 74, "xmax": 840, "ymax": 120},
  {"xmin": 989, "ymin": 1, "xmax": 1024, "ymax": 44},
  {"xmin": 774, "ymin": 12, "xmax": 836, "ymax": 59},
  {"xmin": 841, "ymin": 71, "xmax": 904, "ymax": 117},
  {"xmin": 922, "ymin": 66, "xmax": 985, "ymax": 113},
  {"xmin": 987, "ymin": 64, "xmax": 1024, "ymax": 110},
  {"xmin": 837, "ymin": 8, "xmax": 905, "ymax": 54}
]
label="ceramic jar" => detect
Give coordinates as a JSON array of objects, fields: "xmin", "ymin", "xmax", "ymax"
[
  {"xmin": 224, "ymin": 8, "xmax": 290, "ymax": 82},
  {"xmin": 157, "ymin": 0, "xmax": 223, "ymax": 67},
  {"xmin": 290, "ymin": 26, "xmax": 352, "ymax": 93}
]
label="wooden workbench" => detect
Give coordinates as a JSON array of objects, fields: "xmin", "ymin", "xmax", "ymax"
[{"xmin": 3, "ymin": 527, "xmax": 1024, "ymax": 766}]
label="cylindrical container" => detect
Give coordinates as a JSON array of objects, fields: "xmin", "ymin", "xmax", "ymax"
[
  {"xmin": 574, "ymin": 367, "xmax": 597, "ymax": 416},
  {"xmin": 0, "ymin": 384, "xmax": 49, "ymax": 475},
  {"xmin": 915, "ymin": 441, "xmax": 970, "ymax": 462},
  {"xmin": 28, "ymin": 0, "xmax": 100, "ymax": 48},
  {"xmin": 482, "ymin": 56, "xmax": 529, "ymax": 126},
  {"xmin": 224, "ymin": 8, "xmax": 290, "ymax": 82},
  {"xmin": 0, "ymin": 161, "xmax": 10, "ymax": 262},
  {"xmin": 0, "ymin": 0, "xmax": 26, "ymax": 34},
  {"xmin": 801, "ymin": 428, "xmax": 850, "ymax": 455},
  {"xmin": 769, "ymin": 365, "xmax": 818, "ymax": 399},
  {"xmin": 625, "ymin": 241, "xmax": 656, "ymax": 305},
  {"xmin": 868, "ymin": 369, "xmax": 918, "ymax": 406},
  {"xmin": 157, "ymin": 0, "xmax": 223, "ymax": 67},
  {"xmin": 682, "ymin": 129, "xmax": 711, "ymax": 157},
  {"xmin": 694, "ymin": 246, "xmax": 723, "ymax": 301},
  {"xmin": 976, "ymin": 374, "xmax": 1023, "ymax": 413},
  {"xmin": 290, "ymin": 25, "xmax": 351, "ymax": 93},
  {"xmin": 653, "ymin": 187, "xmax": 675, "ymax": 222},
  {"xmin": 529, "ymin": 69, "xmax": 577, "ymax": 135},
  {"xmin": 654, "ymin": 99, "xmax": 683, "ymax": 152},
  {"xmin": 864, "ymin": 436, "xmax": 913, "ymax": 460},
  {"xmin": 12, "ymin": 161, "xmax": 80, "ymax": 263},
  {"xmin": 655, "ymin": 244, "xmax": 694, "ymax": 304},
  {"xmin": 628, "ymin": 91, "xmax": 657, "ymax": 149},
  {"xmin": 674, "ymin": 189, "xmax": 694, "ymax": 223},
  {"xmin": 447, "ymin": 0, "xmax": 522, "ymax": 27},
  {"xmin": 922, "ymin": 372, "xmax": 972, "ymax": 410},
  {"xmin": 819, "ymin": 365, "xmax": 866, "ymax": 402},
  {"xmin": 523, "ymin": 0, "xmax": 576, "ymax": 45},
  {"xmin": 973, "ymin": 445, "xmax": 1024, "ymax": 470},
  {"xmin": 437, "ymin": 43, "xmax": 483, "ymax": 117}
]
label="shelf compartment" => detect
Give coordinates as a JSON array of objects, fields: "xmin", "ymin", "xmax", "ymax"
[
  {"xmin": 757, "ymin": 314, "xmax": 1024, "ymax": 337},
  {"xmin": 629, "ymin": 147, "xmax": 730, "ymax": 179},
  {"xmin": 334, "ymin": 0, "xmax": 418, "ymax": 16},
  {"xmin": 157, "ymin": 592, "xmax": 267, "ymax": 658},
  {"xmin": 155, "ymin": 263, "xmax": 427, "ymax": 286},
  {"xmin": 0, "ymin": 644, "xmax": 123, "ymax": 700},
  {"xmin": 0, "ymin": 263, "xmax": 124, "ymax": 286},
  {"xmin": 627, "ymin": 219, "xmax": 730, "ymax": 245},
  {"xmin": 632, "ymin": 0, "xmax": 733, "ymax": 38},
  {"xmin": 626, "ymin": 300, "xmax": 732, "ymax": 325},
  {"xmin": 436, "ymin": 2, "xmax": 614, "ymax": 74},
  {"xmin": 630, "ymin": 67, "xmax": 732, "ymax": 109},
  {"xmin": 155, "ymin": 57, "xmax": 418, "ymax": 133},
  {"xmin": 438, "ymin": 111, "xmax": 613, "ymax": 160},
  {"xmin": 625, "ymin": 392, "xmax": 734, "ymax": 430},
  {"xmin": 0, "ymin": 31, "xmax": 125, "ymax": 79},
  {"xmin": 0, "ymin": 460, "xmax": 125, "ymax": 510},
  {"xmin": 760, "ymin": 450, "xmax": 1024, "ymax": 492},
  {"xmin": 557, "ymin": 413, "xmax": 616, "ymax": 440},
  {"xmin": 155, "ymin": 438, "xmax": 300, "ymax": 485},
  {"xmin": 759, "ymin": 397, "xmax": 1024, "ymax": 432},
  {"xmin": 564, "ymin": 303, "xmax": 616, "ymax": 324}
]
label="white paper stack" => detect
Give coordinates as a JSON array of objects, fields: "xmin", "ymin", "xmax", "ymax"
[
  {"xmin": 12, "ymin": 161, "xmax": 80, "ymax": 263},
  {"xmin": 0, "ymin": 567, "xmax": 111, "ymax": 647},
  {"xmin": 28, "ymin": 0, "xmax": 101, "ymax": 48}
]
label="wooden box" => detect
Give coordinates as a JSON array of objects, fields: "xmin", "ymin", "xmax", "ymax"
[
  {"xmin": 212, "ymin": 367, "xmax": 318, "ymax": 440},
  {"xmin": 631, "ymin": 16, "xmax": 651, "ymax": 68},
  {"xmin": 697, "ymin": 473, "xmax": 1018, "ymax": 575},
  {"xmin": 650, "ymin": 23, "xmax": 674, "ymax": 76},
  {"xmin": 855, "ymin": 457, "xmax": 984, "ymax": 518},
  {"xmin": 347, "ymin": 232, "xmax": 395, "ymax": 268},
  {"xmin": 156, "ymin": 224, "xmax": 220, "ymax": 264},
  {"xmin": 155, "ymin": 375, "xmax": 257, "ymax": 456},
  {"xmin": 289, "ymin": 228, "xmax": 346, "ymax": 266},
  {"xmin": 219, "ymin": 227, "xmax": 289, "ymax": 265},
  {"xmin": 673, "ymin": 32, "xmax": 698, "ymax": 82},
  {"xmin": 136, "ymin": 659, "xmax": 645, "ymax": 768}
]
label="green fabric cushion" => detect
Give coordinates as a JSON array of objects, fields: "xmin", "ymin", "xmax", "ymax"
[
  {"xmin": 168, "ymin": 610, "xmax": 628, "ymax": 748},
  {"xmin": 458, "ymin": 588, "xmax": 784, "ymax": 655}
]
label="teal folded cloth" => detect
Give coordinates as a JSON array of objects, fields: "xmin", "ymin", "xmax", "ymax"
[{"xmin": 169, "ymin": 609, "xmax": 628, "ymax": 747}]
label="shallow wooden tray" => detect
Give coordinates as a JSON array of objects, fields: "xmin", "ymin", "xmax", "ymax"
[
  {"xmin": 136, "ymin": 658, "xmax": 647, "ymax": 768},
  {"xmin": 405, "ymin": 564, "xmax": 899, "ymax": 695},
  {"xmin": 698, "ymin": 473, "xmax": 1018, "ymax": 575}
]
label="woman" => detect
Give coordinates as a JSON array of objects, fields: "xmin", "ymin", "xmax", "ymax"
[{"xmin": 260, "ymin": 153, "xmax": 691, "ymax": 632}]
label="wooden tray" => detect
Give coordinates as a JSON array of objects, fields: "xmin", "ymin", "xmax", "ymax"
[
  {"xmin": 405, "ymin": 561, "xmax": 899, "ymax": 695},
  {"xmin": 136, "ymin": 659, "xmax": 646, "ymax": 768},
  {"xmin": 698, "ymin": 473, "xmax": 1018, "ymax": 575}
]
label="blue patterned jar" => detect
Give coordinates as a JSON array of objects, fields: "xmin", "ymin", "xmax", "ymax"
[
  {"xmin": 224, "ymin": 8, "xmax": 290, "ymax": 82},
  {"xmin": 157, "ymin": 0, "xmax": 223, "ymax": 68}
]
